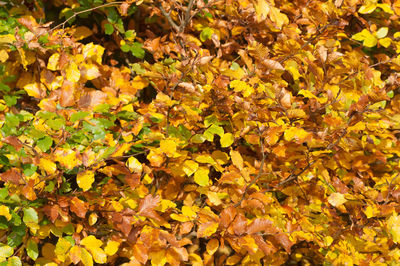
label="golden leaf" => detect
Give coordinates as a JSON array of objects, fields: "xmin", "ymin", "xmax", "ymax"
[{"xmin": 77, "ymin": 171, "xmax": 95, "ymax": 192}]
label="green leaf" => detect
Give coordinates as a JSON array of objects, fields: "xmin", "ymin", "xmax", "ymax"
[
  {"xmin": 36, "ymin": 136, "xmax": 53, "ymax": 152},
  {"xmin": 27, "ymin": 239, "xmax": 39, "ymax": 260},
  {"xmin": 0, "ymin": 83, "xmax": 10, "ymax": 92},
  {"xmin": 3, "ymin": 95, "xmax": 17, "ymax": 107},
  {"xmin": 0, "ymin": 187, "xmax": 8, "ymax": 200},
  {"xmin": 107, "ymin": 7, "xmax": 119, "ymax": 23},
  {"xmin": 70, "ymin": 111, "xmax": 90, "ymax": 122},
  {"xmin": 7, "ymin": 256, "xmax": 22, "ymax": 266},
  {"xmin": 23, "ymin": 207, "xmax": 38, "ymax": 224},
  {"xmin": 0, "ymin": 155, "xmax": 9, "ymax": 165},
  {"xmin": 104, "ymin": 23, "xmax": 114, "ymax": 35},
  {"xmin": 131, "ymin": 42, "xmax": 145, "ymax": 59},
  {"xmin": 121, "ymin": 44, "xmax": 131, "ymax": 52},
  {"xmin": 5, "ymin": 113, "xmax": 20, "ymax": 128},
  {"xmin": 200, "ymin": 27, "xmax": 214, "ymax": 42},
  {"xmin": 55, "ymin": 237, "xmax": 72, "ymax": 256},
  {"xmin": 23, "ymin": 164, "xmax": 37, "ymax": 177},
  {"xmin": 0, "ymin": 244, "xmax": 13, "ymax": 258},
  {"xmin": 46, "ymin": 118, "xmax": 65, "ymax": 130}
]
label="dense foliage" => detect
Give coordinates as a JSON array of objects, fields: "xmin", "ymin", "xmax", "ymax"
[{"xmin": 0, "ymin": 0, "xmax": 400, "ymax": 264}]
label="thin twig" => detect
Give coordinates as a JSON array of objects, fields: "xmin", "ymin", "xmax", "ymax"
[
  {"xmin": 235, "ymin": 130, "xmax": 266, "ymax": 207},
  {"xmin": 50, "ymin": 1, "xmax": 124, "ymax": 32}
]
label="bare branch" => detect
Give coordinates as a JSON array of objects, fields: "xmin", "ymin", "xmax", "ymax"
[{"xmin": 158, "ymin": 3, "xmax": 181, "ymax": 32}]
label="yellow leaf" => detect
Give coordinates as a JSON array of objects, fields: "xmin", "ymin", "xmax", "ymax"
[
  {"xmin": 230, "ymin": 150, "xmax": 243, "ymax": 170},
  {"xmin": 206, "ymin": 239, "xmax": 219, "ymax": 255},
  {"xmin": 358, "ymin": 3, "xmax": 376, "ymax": 14},
  {"xmin": 88, "ymin": 213, "xmax": 98, "ymax": 226},
  {"xmin": 298, "ymin": 89, "xmax": 318, "ymax": 100},
  {"xmin": 81, "ymin": 63, "xmax": 100, "ymax": 80},
  {"xmin": 88, "ymin": 247, "xmax": 107, "ymax": 264},
  {"xmin": 81, "ymin": 235, "xmax": 103, "ymax": 249},
  {"xmin": 388, "ymin": 213, "xmax": 400, "ymax": 243},
  {"xmin": 104, "ymin": 241, "xmax": 120, "ymax": 256},
  {"xmin": 81, "ymin": 247, "xmax": 93, "ymax": 266},
  {"xmin": 126, "ymin": 156, "xmax": 143, "ymax": 174},
  {"xmin": 54, "ymin": 148, "xmax": 82, "ymax": 169},
  {"xmin": 39, "ymin": 158, "xmax": 57, "ymax": 175},
  {"xmin": 182, "ymin": 205, "xmax": 198, "ymax": 219},
  {"xmin": 69, "ymin": 245, "xmax": 81, "ymax": 264},
  {"xmin": 55, "ymin": 238, "xmax": 71, "ymax": 256},
  {"xmin": 226, "ymin": 254, "xmax": 242, "ymax": 265},
  {"xmin": 194, "ymin": 167, "xmax": 210, "ymax": 187},
  {"xmin": 377, "ymin": 3, "xmax": 394, "ymax": 14},
  {"xmin": 197, "ymin": 221, "xmax": 219, "ymax": 238},
  {"xmin": 24, "ymin": 82, "xmax": 43, "ymax": 98},
  {"xmin": 170, "ymin": 213, "xmax": 190, "ymax": 222},
  {"xmin": 0, "ymin": 245, "xmax": 13, "ymax": 258},
  {"xmin": 147, "ymin": 149, "xmax": 165, "ymax": 167},
  {"xmin": 77, "ymin": 171, "xmax": 95, "ymax": 192},
  {"xmin": 194, "ymin": 154, "xmax": 216, "ymax": 165},
  {"xmin": 160, "ymin": 139, "xmax": 177, "ymax": 157},
  {"xmin": 0, "ymin": 205, "xmax": 11, "ymax": 221},
  {"xmin": 376, "ymin": 27, "xmax": 388, "ymax": 38},
  {"xmin": 66, "ymin": 61, "xmax": 81, "ymax": 83},
  {"xmin": 379, "ymin": 37, "xmax": 391, "ymax": 48},
  {"xmin": 0, "ymin": 50, "xmax": 8, "ymax": 63},
  {"xmin": 212, "ymin": 150, "xmax": 229, "ymax": 165},
  {"xmin": 206, "ymin": 191, "xmax": 222, "ymax": 206},
  {"xmin": 0, "ymin": 34, "xmax": 15, "ymax": 45},
  {"xmin": 131, "ymin": 76, "xmax": 149, "ymax": 90},
  {"xmin": 82, "ymin": 43, "xmax": 104, "ymax": 64},
  {"xmin": 73, "ymin": 26, "xmax": 93, "ymax": 41},
  {"xmin": 284, "ymin": 127, "xmax": 309, "ymax": 142},
  {"xmin": 47, "ymin": 53, "xmax": 60, "ymax": 71},
  {"xmin": 111, "ymin": 200, "xmax": 124, "ymax": 212},
  {"xmin": 182, "ymin": 160, "xmax": 199, "ymax": 176},
  {"xmin": 158, "ymin": 199, "xmax": 176, "ymax": 212},
  {"xmin": 364, "ymin": 205, "xmax": 378, "ymax": 219},
  {"xmin": 220, "ymin": 133, "xmax": 234, "ymax": 148},
  {"xmin": 328, "ymin": 192, "xmax": 347, "ymax": 207},
  {"xmin": 269, "ymin": 6, "xmax": 289, "ymax": 29},
  {"xmin": 150, "ymin": 249, "xmax": 167, "ymax": 266},
  {"xmin": 254, "ymin": 0, "xmax": 270, "ymax": 22}
]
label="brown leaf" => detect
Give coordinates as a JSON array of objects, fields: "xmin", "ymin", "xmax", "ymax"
[
  {"xmin": 0, "ymin": 168, "xmax": 22, "ymax": 184},
  {"xmin": 70, "ymin": 197, "xmax": 88, "ymax": 218},
  {"xmin": 3, "ymin": 136, "xmax": 23, "ymax": 151},
  {"xmin": 180, "ymin": 221, "xmax": 194, "ymax": 235},
  {"xmin": 274, "ymin": 233, "xmax": 293, "ymax": 254},
  {"xmin": 280, "ymin": 89, "xmax": 292, "ymax": 108},
  {"xmin": 43, "ymin": 204, "xmax": 59, "ymax": 223},
  {"xmin": 138, "ymin": 194, "xmax": 159, "ymax": 215},
  {"xmin": 220, "ymin": 206, "xmax": 237, "ymax": 229},
  {"xmin": 133, "ymin": 243, "xmax": 148, "ymax": 264},
  {"xmin": 125, "ymin": 173, "xmax": 140, "ymax": 189},
  {"xmin": 138, "ymin": 194, "xmax": 163, "ymax": 222},
  {"xmin": 262, "ymin": 59, "xmax": 284, "ymax": 70},
  {"xmin": 247, "ymin": 218, "xmax": 278, "ymax": 235},
  {"xmin": 22, "ymin": 180, "xmax": 37, "ymax": 201},
  {"xmin": 232, "ymin": 213, "xmax": 247, "ymax": 235},
  {"xmin": 253, "ymin": 235, "xmax": 277, "ymax": 255},
  {"xmin": 120, "ymin": 2, "xmax": 130, "ymax": 16},
  {"xmin": 60, "ymin": 79, "xmax": 76, "ymax": 107}
]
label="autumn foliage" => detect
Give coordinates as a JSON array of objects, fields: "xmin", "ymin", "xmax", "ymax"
[{"xmin": 1, "ymin": 0, "xmax": 400, "ymax": 264}]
